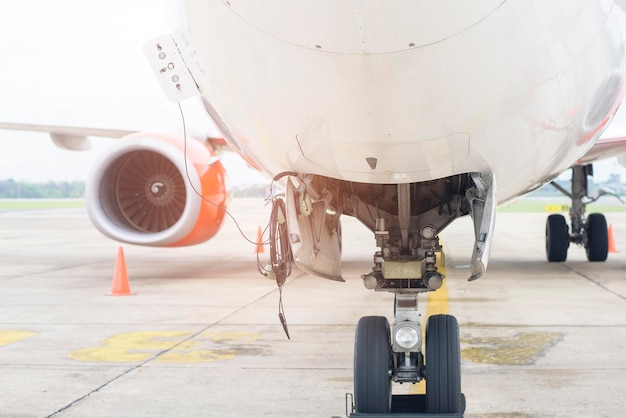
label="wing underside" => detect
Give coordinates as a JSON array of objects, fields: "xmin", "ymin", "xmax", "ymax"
[{"xmin": 578, "ymin": 135, "xmax": 626, "ymax": 166}]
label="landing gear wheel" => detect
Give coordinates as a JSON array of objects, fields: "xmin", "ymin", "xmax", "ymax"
[
  {"xmin": 586, "ymin": 213, "xmax": 608, "ymax": 262},
  {"xmin": 425, "ymin": 314, "xmax": 463, "ymax": 414},
  {"xmin": 354, "ymin": 316, "xmax": 392, "ymax": 414},
  {"xmin": 546, "ymin": 214, "xmax": 569, "ymax": 262}
]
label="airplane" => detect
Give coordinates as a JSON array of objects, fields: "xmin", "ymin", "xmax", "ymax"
[{"xmin": 3, "ymin": 1, "xmax": 626, "ymax": 415}]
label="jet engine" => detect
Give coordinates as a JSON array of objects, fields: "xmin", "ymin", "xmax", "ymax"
[{"xmin": 86, "ymin": 132, "xmax": 229, "ymax": 247}]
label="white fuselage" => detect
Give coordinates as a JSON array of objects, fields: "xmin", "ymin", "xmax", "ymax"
[{"xmin": 179, "ymin": 1, "xmax": 626, "ymax": 203}]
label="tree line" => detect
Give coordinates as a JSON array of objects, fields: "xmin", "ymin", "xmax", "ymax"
[
  {"xmin": 0, "ymin": 178, "xmax": 272, "ymax": 199},
  {"xmin": 0, "ymin": 179, "xmax": 85, "ymax": 198}
]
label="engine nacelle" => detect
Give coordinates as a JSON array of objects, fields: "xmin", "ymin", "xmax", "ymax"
[{"xmin": 86, "ymin": 132, "xmax": 229, "ymax": 247}]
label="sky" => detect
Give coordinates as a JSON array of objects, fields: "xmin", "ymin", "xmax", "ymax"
[
  {"xmin": 1, "ymin": 1, "xmax": 626, "ymax": 186},
  {"xmin": 0, "ymin": 0, "xmax": 266, "ymax": 186}
]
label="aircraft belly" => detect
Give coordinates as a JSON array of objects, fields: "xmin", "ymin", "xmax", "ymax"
[{"xmin": 182, "ymin": 0, "xmax": 626, "ymax": 192}]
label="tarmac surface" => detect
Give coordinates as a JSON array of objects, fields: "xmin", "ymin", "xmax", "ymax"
[{"xmin": 1, "ymin": 197, "xmax": 625, "ymax": 417}]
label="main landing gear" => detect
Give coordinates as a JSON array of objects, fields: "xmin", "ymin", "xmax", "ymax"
[{"xmin": 546, "ymin": 164, "xmax": 615, "ymax": 262}]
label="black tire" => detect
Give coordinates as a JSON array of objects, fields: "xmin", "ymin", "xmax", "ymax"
[
  {"xmin": 354, "ymin": 316, "xmax": 392, "ymax": 413},
  {"xmin": 425, "ymin": 314, "xmax": 462, "ymax": 414},
  {"xmin": 546, "ymin": 214, "xmax": 569, "ymax": 262},
  {"xmin": 586, "ymin": 213, "xmax": 608, "ymax": 262}
]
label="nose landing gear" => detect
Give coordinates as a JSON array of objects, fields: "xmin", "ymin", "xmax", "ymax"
[
  {"xmin": 349, "ymin": 312, "xmax": 465, "ymax": 417},
  {"xmin": 350, "ymin": 227, "xmax": 464, "ymax": 416}
]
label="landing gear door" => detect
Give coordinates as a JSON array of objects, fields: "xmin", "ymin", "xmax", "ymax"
[
  {"xmin": 285, "ymin": 178, "xmax": 344, "ymax": 282},
  {"xmin": 467, "ymin": 173, "xmax": 496, "ymax": 281}
]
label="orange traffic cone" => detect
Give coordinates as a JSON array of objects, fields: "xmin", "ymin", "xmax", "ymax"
[
  {"xmin": 256, "ymin": 226, "xmax": 265, "ymax": 254},
  {"xmin": 108, "ymin": 246, "xmax": 136, "ymax": 296},
  {"xmin": 608, "ymin": 224, "xmax": 619, "ymax": 253}
]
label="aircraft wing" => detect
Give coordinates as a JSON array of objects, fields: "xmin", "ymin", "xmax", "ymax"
[
  {"xmin": 0, "ymin": 122, "xmax": 133, "ymax": 150},
  {"xmin": 0, "ymin": 121, "xmax": 231, "ymax": 153},
  {"xmin": 577, "ymin": 134, "xmax": 626, "ymax": 165}
]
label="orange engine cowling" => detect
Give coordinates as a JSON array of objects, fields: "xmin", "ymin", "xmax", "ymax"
[{"xmin": 86, "ymin": 132, "xmax": 229, "ymax": 247}]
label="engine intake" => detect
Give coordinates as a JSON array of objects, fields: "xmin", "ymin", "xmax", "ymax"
[{"xmin": 86, "ymin": 132, "xmax": 228, "ymax": 247}]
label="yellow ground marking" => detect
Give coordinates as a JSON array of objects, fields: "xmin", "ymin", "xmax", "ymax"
[
  {"xmin": 412, "ymin": 249, "xmax": 449, "ymax": 395},
  {"xmin": 409, "ymin": 248, "xmax": 563, "ymax": 394},
  {"xmin": 544, "ymin": 204, "xmax": 569, "ymax": 212},
  {"xmin": 461, "ymin": 332, "xmax": 562, "ymax": 365},
  {"xmin": 0, "ymin": 330, "xmax": 36, "ymax": 347},
  {"xmin": 425, "ymin": 250, "xmax": 449, "ymax": 320},
  {"xmin": 69, "ymin": 330, "xmax": 260, "ymax": 363}
]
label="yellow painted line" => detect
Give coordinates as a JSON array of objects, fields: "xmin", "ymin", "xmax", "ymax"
[
  {"xmin": 0, "ymin": 330, "xmax": 36, "ymax": 347},
  {"xmin": 412, "ymin": 249, "xmax": 449, "ymax": 395},
  {"xmin": 406, "ymin": 247, "xmax": 563, "ymax": 395},
  {"xmin": 545, "ymin": 204, "xmax": 569, "ymax": 212},
  {"xmin": 160, "ymin": 331, "xmax": 259, "ymax": 363},
  {"xmin": 69, "ymin": 331, "xmax": 193, "ymax": 362},
  {"xmin": 462, "ymin": 332, "xmax": 563, "ymax": 365},
  {"xmin": 425, "ymin": 250, "xmax": 449, "ymax": 320},
  {"xmin": 68, "ymin": 330, "xmax": 259, "ymax": 363}
]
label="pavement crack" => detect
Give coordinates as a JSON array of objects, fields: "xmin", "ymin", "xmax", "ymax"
[
  {"xmin": 46, "ymin": 272, "xmax": 303, "ymax": 417},
  {"xmin": 560, "ymin": 264, "xmax": 626, "ymax": 301}
]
